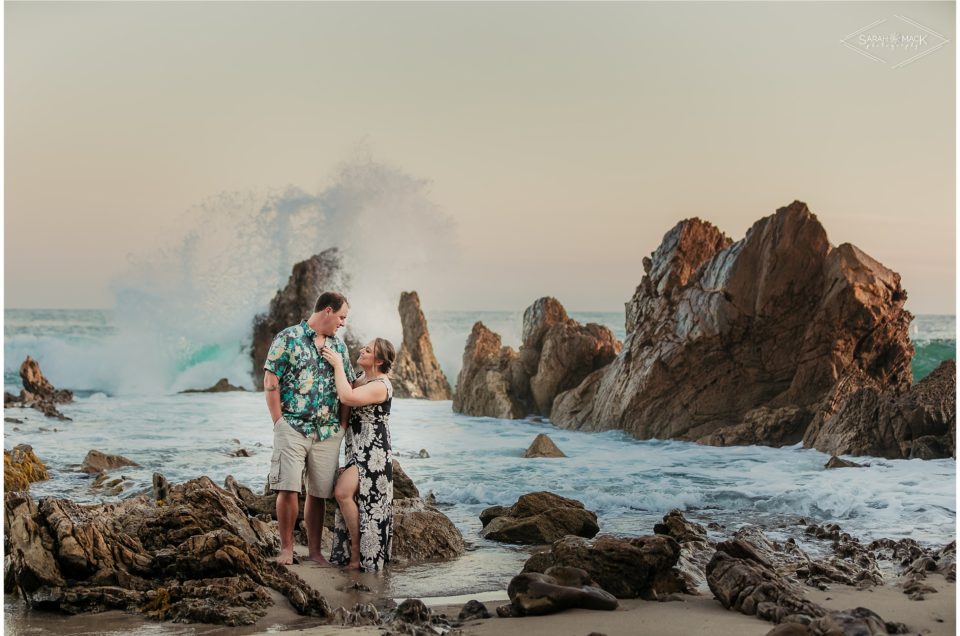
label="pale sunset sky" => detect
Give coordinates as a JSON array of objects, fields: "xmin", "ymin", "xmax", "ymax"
[{"xmin": 5, "ymin": 1, "xmax": 956, "ymax": 314}]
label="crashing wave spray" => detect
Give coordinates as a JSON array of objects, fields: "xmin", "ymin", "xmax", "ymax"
[{"xmin": 83, "ymin": 156, "xmax": 459, "ymax": 395}]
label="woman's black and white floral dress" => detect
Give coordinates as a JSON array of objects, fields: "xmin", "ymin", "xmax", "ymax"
[{"xmin": 330, "ymin": 375, "xmax": 394, "ymax": 571}]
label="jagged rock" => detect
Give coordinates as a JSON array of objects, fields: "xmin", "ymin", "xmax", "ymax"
[
  {"xmin": 550, "ymin": 202, "xmax": 915, "ymax": 456},
  {"xmin": 654, "ymin": 510, "xmax": 708, "ymax": 543},
  {"xmin": 479, "ymin": 492, "xmax": 598, "ymax": 544},
  {"xmin": 764, "ymin": 607, "xmax": 895, "ymax": 635},
  {"xmin": 824, "ymin": 456, "xmax": 865, "ymax": 469},
  {"xmin": 386, "ymin": 598, "xmax": 453, "ymax": 634},
  {"xmin": 180, "ymin": 379, "xmax": 247, "ymax": 393},
  {"xmin": 707, "ymin": 544, "xmax": 825, "ymax": 624},
  {"xmin": 458, "ymin": 599, "xmax": 491, "ymax": 620},
  {"xmin": 418, "ymin": 449, "xmax": 430, "ymax": 458},
  {"xmin": 4, "ymin": 477, "xmax": 330, "ymax": 625},
  {"xmin": 80, "ymin": 450, "xmax": 140, "ymax": 475},
  {"xmin": 391, "ymin": 497, "xmax": 465, "ymax": 562},
  {"xmin": 452, "ymin": 322, "xmax": 529, "ymax": 419},
  {"xmin": 230, "ymin": 449, "xmax": 252, "ymax": 457},
  {"xmin": 453, "ymin": 298, "xmax": 620, "ymax": 419},
  {"xmin": 6, "ymin": 357, "xmax": 73, "ymax": 420},
  {"xmin": 653, "ymin": 510, "xmax": 714, "ymax": 594},
  {"xmin": 4, "ymin": 445, "xmax": 50, "ymax": 492},
  {"xmin": 500, "ymin": 567, "xmax": 617, "ymax": 616},
  {"xmin": 152, "ymin": 474, "xmax": 170, "ymax": 502},
  {"xmin": 523, "ymin": 433, "xmax": 567, "ymax": 458},
  {"xmin": 523, "ymin": 534, "xmax": 681, "ymax": 599},
  {"xmin": 392, "ymin": 460, "xmax": 420, "ymax": 500},
  {"xmin": 392, "ymin": 292, "xmax": 452, "ymax": 400},
  {"xmin": 250, "ymin": 249, "xmax": 361, "ymax": 390},
  {"xmin": 330, "ymin": 603, "xmax": 381, "ymax": 626},
  {"xmin": 804, "ymin": 360, "xmax": 955, "ymax": 459}
]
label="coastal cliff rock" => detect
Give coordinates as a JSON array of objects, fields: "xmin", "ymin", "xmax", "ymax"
[
  {"xmin": 4, "ymin": 445, "xmax": 50, "ymax": 492},
  {"xmin": 480, "ymin": 492, "xmax": 599, "ymax": 545},
  {"xmin": 804, "ymin": 359, "xmax": 955, "ymax": 459},
  {"xmin": 392, "ymin": 291, "xmax": 452, "ymax": 400},
  {"xmin": 4, "ymin": 477, "xmax": 329, "ymax": 625},
  {"xmin": 453, "ymin": 297, "xmax": 620, "ymax": 419},
  {"xmin": 4, "ymin": 357, "xmax": 73, "ymax": 420},
  {"xmin": 250, "ymin": 249, "xmax": 360, "ymax": 390},
  {"xmin": 550, "ymin": 201, "xmax": 916, "ymax": 456}
]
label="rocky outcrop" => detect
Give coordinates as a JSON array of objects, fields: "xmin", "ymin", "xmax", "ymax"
[
  {"xmin": 250, "ymin": 249, "xmax": 360, "ymax": 390},
  {"xmin": 453, "ymin": 297, "xmax": 620, "ymax": 419},
  {"xmin": 550, "ymin": 201, "xmax": 917, "ymax": 456},
  {"xmin": 479, "ymin": 492, "xmax": 599, "ymax": 545},
  {"xmin": 523, "ymin": 433, "xmax": 567, "ymax": 458},
  {"xmin": 804, "ymin": 360, "xmax": 955, "ymax": 459},
  {"xmin": 80, "ymin": 450, "xmax": 140, "ymax": 475},
  {"xmin": 4, "ymin": 477, "xmax": 330, "ymax": 625},
  {"xmin": 391, "ymin": 497, "xmax": 465, "ymax": 562},
  {"xmin": 523, "ymin": 533, "xmax": 681, "ymax": 599},
  {"xmin": 824, "ymin": 456, "xmax": 865, "ymax": 469},
  {"xmin": 392, "ymin": 291, "xmax": 452, "ymax": 400},
  {"xmin": 497, "ymin": 567, "xmax": 618, "ymax": 617},
  {"xmin": 4, "ymin": 357, "xmax": 73, "ymax": 420},
  {"xmin": 4, "ymin": 445, "xmax": 50, "ymax": 492},
  {"xmin": 180, "ymin": 378, "xmax": 247, "ymax": 393}
]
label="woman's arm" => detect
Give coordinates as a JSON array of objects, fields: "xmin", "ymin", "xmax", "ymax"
[{"xmin": 320, "ymin": 348, "xmax": 388, "ymax": 407}]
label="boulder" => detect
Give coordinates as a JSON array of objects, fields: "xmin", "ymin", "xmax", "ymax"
[
  {"xmin": 80, "ymin": 450, "xmax": 140, "ymax": 475},
  {"xmin": 453, "ymin": 297, "xmax": 620, "ymax": 419},
  {"xmin": 523, "ymin": 433, "xmax": 567, "ymax": 458},
  {"xmin": 4, "ymin": 445, "xmax": 50, "ymax": 492},
  {"xmin": 479, "ymin": 492, "xmax": 598, "ymax": 544},
  {"xmin": 4, "ymin": 477, "xmax": 330, "ymax": 625},
  {"xmin": 824, "ymin": 456, "xmax": 865, "ymax": 469},
  {"xmin": 804, "ymin": 360, "xmax": 955, "ymax": 459},
  {"xmin": 458, "ymin": 599, "xmax": 492, "ymax": 621},
  {"xmin": 499, "ymin": 567, "xmax": 618, "ymax": 617},
  {"xmin": 392, "ymin": 460, "xmax": 420, "ymax": 500},
  {"xmin": 523, "ymin": 534, "xmax": 681, "ymax": 599},
  {"xmin": 5, "ymin": 357, "xmax": 73, "ymax": 420},
  {"xmin": 392, "ymin": 291, "xmax": 452, "ymax": 400},
  {"xmin": 391, "ymin": 497, "xmax": 465, "ymax": 563},
  {"xmin": 551, "ymin": 202, "xmax": 916, "ymax": 456},
  {"xmin": 181, "ymin": 378, "xmax": 247, "ymax": 393},
  {"xmin": 250, "ymin": 249, "xmax": 361, "ymax": 390}
]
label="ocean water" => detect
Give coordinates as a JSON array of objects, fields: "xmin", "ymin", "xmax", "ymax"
[{"xmin": 3, "ymin": 309, "xmax": 956, "ymax": 603}]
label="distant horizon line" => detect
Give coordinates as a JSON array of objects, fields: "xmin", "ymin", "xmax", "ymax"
[{"xmin": 3, "ymin": 306, "xmax": 956, "ymax": 318}]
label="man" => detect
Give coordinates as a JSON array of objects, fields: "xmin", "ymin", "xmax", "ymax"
[{"xmin": 263, "ymin": 291, "xmax": 356, "ymax": 566}]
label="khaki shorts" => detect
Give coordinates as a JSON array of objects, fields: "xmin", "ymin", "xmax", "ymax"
[{"xmin": 269, "ymin": 417, "xmax": 344, "ymax": 498}]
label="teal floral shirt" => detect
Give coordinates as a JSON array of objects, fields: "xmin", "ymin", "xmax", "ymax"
[{"xmin": 264, "ymin": 320, "xmax": 356, "ymax": 439}]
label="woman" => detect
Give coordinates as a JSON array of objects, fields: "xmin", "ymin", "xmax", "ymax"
[{"xmin": 320, "ymin": 338, "xmax": 396, "ymax": 571}]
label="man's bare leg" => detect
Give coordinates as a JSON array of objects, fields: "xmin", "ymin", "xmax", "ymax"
[
  {"xmin": 276, "ymin": 490, "xmax": 299, "ymax": 565},
  {"xmin": 304, "ymin": 494, "xmax": 331, "ymax": 565},
  {"xmin": 334, "ymin": 465, "xmax": 361, "ymax": 569}
]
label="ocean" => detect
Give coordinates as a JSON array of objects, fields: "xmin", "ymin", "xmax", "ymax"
[{"xmin": 3, "ymin": 309, "xmax": 956, "ymax": 604}]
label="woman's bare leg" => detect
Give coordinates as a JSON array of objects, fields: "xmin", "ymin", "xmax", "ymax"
[{"xmin": 334, "ymin": 465, "xmax": 361, "ymax": 569}]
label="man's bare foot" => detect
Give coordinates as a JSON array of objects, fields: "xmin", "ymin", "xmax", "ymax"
[
  {"xmin": 346, "ymin": 560, "xmax": 361, "ymax": 571},
  {"xmin": 306, "ymin": 553, "xmax": 333, "ymax": 567},
  {"xmin": 277, "ymin": 548, "xmax": 295, "ymax": 566}
]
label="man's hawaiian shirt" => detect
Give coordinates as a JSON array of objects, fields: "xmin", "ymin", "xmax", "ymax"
[{"xmin": 264, "ymin": 320, "xmax": 356, "ymax": 439}]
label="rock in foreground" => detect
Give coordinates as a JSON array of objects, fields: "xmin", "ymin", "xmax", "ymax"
[
  {"xmin": 499, "ymin": 566, "xmax": 618, "ymax": 617},
  {"xmin": 4, "ymin": 445, "xmax": 50, "ymax": 492},
  {"xmin": 480, "ymin": 492, "xmax": 598, "ymax": 544},
  {"xmin": 392, "ymin": 291, "xmax": 452, "ymax": 400},
  {"xmin": 4, "ymin": 477, "xmax": 329, "ymax": 625}
]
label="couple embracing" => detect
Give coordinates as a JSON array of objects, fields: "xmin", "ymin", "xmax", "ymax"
[{"xmin": 263, "ymin": 291, "xmax": 396, "ymax": 572}]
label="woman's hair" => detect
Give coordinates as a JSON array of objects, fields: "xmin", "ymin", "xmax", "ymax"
[{"xmin": 373, "ymin": 338, "xmax": 396, "ymax": 374}]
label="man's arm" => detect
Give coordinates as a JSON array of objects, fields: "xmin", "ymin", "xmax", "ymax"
[{"xmin": 264, "ymin": 371, "xmax": 283, "ymax": 423}]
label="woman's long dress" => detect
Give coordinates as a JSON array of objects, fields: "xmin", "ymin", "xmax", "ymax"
[{"xmin": 329, "ymin": 376, "xmax": 394, "ymax": 571}]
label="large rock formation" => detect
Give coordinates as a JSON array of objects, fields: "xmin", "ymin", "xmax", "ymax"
[
  {"xmin": 392, "ymin": 291, "xmax": 452, "ymax": 400},
  {"xmin": 250, "ymin": 249, "xmax": 360, "ymax": 390},
  {"xmin": 498, "ymin": 567, "xmax": 618, "ymax": 617},
  {"xmin": 804, "ymin": 359, "xmax": 955, "ymax": 459},
  {"xmin": 453, "ymin": 297, "xmax": 620, "ymax": 419},
  {"xmin": 551, "ymin": 201, "xmax": 923, "ymax": 457},
  {"xmin": 4, "ymin": 357, "xmax": 73, "ymax": 420}
]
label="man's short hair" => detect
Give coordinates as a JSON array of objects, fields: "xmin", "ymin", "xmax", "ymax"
[{"xmin": 315, "ymin": 291, "xmax": 348, "ymax": 313}]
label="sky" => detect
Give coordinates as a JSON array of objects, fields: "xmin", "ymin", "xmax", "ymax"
[{"xmin": 5, "ymin": 1, "xmax": 956, "ymax": 314}]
